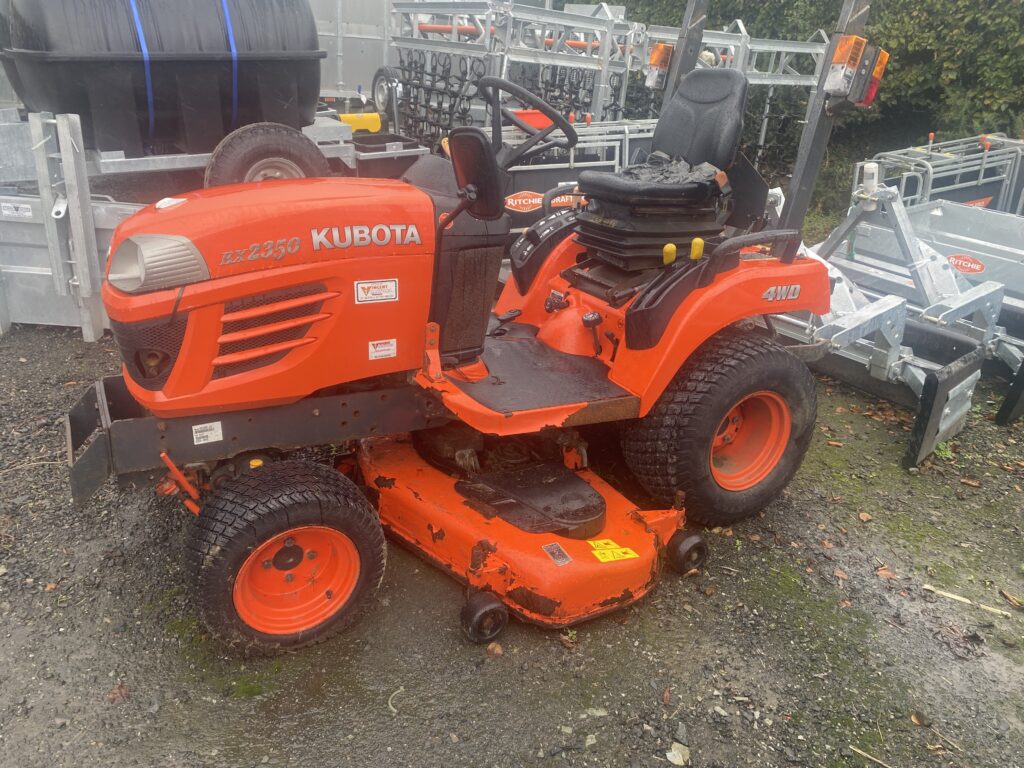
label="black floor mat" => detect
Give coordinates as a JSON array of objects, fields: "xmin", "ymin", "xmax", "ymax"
[{"xmin": 448, "ymin": 323, "xmax": 635, "ymax": 414}]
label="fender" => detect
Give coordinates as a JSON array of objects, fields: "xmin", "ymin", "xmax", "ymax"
[
  {"xmin": 495, "ymin": 235, "xmax": 583, "ymax": 324},
  {"xmin": 610, "ymin": 257, "xmax": 830, "ymax": 414}
]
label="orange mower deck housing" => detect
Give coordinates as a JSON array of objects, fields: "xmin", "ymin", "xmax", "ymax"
[{"xmin": 359, "ymin": 435, "xmax": 685, "ymax": 626}]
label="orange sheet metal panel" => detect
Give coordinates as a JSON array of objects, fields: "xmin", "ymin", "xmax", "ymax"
[
  {"xmin": 104, "ymin": 178, "xmax": 435, "ymax": 418},
  {"xmin": 358, "ymin": 435, "xmax": 683, "ymax": 627}
]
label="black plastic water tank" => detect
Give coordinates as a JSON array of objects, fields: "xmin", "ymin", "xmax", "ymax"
[{"xmin": 1, "ymin": 0, "xmax": 325, "ymax": 157}]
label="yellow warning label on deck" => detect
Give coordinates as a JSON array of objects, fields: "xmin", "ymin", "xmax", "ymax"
[
  {"xmin": 588, "ymin": 539, "xmax": 639, "ymax": 562},
  {"xmin": 591, "ymin": 547, "xmax": 640, "ymax": 562}
]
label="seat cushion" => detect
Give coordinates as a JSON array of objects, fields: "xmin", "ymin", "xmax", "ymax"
[{"xmin": 577, "ymin": 159, "xmax": 726, "ymax": 206}]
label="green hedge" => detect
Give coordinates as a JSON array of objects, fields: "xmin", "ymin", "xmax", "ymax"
[{"xmin": 624, "ymin": 0, "xmax": 1023, "ymax": 136}]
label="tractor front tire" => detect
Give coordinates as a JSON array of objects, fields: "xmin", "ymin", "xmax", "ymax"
[
  {"xmin": 188, "ymin": 460, "xmax": 386, "ymax": 655},
  {"xmin": 621, "ymin": 330, "xmax": 816, "ymax": 527}
]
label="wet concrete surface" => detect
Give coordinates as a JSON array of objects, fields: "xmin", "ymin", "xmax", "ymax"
[{"xmin": 0, "ymin": 325, "xmax": 1021, "ymax": 767}]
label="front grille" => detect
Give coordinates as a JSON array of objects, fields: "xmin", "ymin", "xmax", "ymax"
[
  {"xmin": 212, "ymin": 283, "xmax": 331, "ymax": 380},
  {"xmin": 222, "ymin": 284, "xmax": 325, "ymax": 324},
  {"xmin": 109, "ymin": 314, "xmax": 189, "ymax": 391}
]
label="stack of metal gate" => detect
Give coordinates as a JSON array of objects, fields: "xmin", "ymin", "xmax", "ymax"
[
  {"xmin": 388, "ymin": 1, "xmax": 829, "ymax": 149},
  {"xmin": 856, "ymin": 133, "xmax": 1024, "ymax": 214}
]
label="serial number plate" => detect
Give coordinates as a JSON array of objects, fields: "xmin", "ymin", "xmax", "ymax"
[{"xmin": 192, "ymin": 421, "xmax": 224, "ymax": 445}]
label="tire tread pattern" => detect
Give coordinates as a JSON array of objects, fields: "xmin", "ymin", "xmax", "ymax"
[
  {"xmin": 621, "ymin": 330, "xmax": 816, "ymax": 526},
  {"xmin": 187, "ymin": 460, "xmax": 385, "ymax": 655},
  {"xmin": 204, "ymin": 122, "xmax": 331, "ymax": 188}
]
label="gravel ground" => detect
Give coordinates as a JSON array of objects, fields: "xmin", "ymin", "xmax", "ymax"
[{"xmin": 0, "ymin": 324, "xmax": 1021, "ymax": 768}]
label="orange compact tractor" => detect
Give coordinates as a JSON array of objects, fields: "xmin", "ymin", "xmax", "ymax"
[{"xmin": 67, "ymin": 64, "xmax": 846, "ymax": 652}]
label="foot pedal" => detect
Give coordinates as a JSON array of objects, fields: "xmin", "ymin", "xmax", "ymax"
[{"xmin": 456, "ymin": 462, "xmax": 606, "ymax": 539}]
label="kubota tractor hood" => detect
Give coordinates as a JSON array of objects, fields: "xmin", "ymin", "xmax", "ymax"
[{"xmin": 105, "ymin": 177, "xmax": 436, "ymax": 292}]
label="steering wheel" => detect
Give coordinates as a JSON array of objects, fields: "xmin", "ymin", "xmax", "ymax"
[{"xmin": 477, "ymin": 76, "xmax": 579, "ymax": 167}]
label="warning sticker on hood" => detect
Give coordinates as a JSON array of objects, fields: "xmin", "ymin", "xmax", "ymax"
[
  {"xmin": 355, "ymin": 279, "xmax": 399, "ymax": 304},
  {"xmin": 368, "ymin": 338, "xmax": 397, "ymax": 360}
]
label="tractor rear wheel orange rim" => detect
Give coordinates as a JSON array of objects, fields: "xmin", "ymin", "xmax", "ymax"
[
  {"xmin": 710, "ymin": 391, "xmax": 791, "ymax": 492},
  {"xmin": 233, "ymin": 525, "xmax": 360, "ymax": 635}
]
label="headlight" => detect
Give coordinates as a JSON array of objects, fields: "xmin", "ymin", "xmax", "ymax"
[{"xmin": 107, "ymin": 234, "xmax": 210, "ymax": 294}]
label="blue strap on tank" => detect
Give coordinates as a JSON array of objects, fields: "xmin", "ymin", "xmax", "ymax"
[
  {"xmin": 220, "ymin": 0, "xmax": 239, "ymax": 129},
  {"xmin": 128, "ymin": 0, "xmax": 155, "ymax": 138}
]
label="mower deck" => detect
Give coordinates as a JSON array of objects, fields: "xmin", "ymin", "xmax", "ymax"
[{"xmin": 357, "ymin": 435, "xmax": 683, "ymax": 627}]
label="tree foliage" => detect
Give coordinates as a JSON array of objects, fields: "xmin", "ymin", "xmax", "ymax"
[
  {"xmin": 623, "ymin": 0, "xmax": 1024, "ymax": 136},
  {"xmin": 870, "ymin": 0, "xmax": 1024, "ymax": 135}
]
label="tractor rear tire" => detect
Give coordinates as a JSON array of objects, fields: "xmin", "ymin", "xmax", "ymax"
[
  {"xmin": 204, "ymin": 122, "xmax": 330, "ymax": 187},
  {"xmin": 621, "ymin": 330, "xmax": 816, "ymax": 527},
  {"xmin": 188, "ymin": 460, "xmax": 385, "ymax": 655}
]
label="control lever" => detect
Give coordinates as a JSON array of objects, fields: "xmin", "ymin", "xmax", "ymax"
[
  {"xmin": 544, "ymin": 293, "xmax": 570, "ymax": 313},
  {"xmin": 582, "ymin": 311, "xmax": 603, "ymax": 355},
  {"xmin": 496, "ymin": 309, "xmax": 522, "ymax": 325}
]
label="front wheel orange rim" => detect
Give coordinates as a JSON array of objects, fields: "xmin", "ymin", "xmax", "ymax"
[
  {"xmin": 233, "ymin": 525, "xmax": 360, "ymax": 635},
  {"xmin": 710, "ymin": 391, "xmax": 792, "ymax": 492}
]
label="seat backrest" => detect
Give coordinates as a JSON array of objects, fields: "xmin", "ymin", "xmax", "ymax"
[{"xmin": 652, "ymin": 68, "xmax": 747, "ymax": 169}]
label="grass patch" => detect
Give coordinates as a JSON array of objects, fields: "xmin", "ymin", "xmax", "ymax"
[{"xmin": 165, "ymin": 613, "xmax": 277, "ymax": 700}]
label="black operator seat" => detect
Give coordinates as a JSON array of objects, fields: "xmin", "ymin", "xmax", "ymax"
[{"xmin": 576, "ymin": 68, "xmax": 748, "ymax": 206}]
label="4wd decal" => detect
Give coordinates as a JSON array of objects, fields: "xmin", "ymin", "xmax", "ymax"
[
  {"xmin": 761, "ymin": 284, "xmax": 802, "ymax": 302},
  {"xmin": 312, "ymin": 224, "xmax": 421, "ymax": 251},
  {"xmin": 946, "ymin": 253, "xmax": 986, "ymax": 274},
  {"xmin": 354, "ymin": 279, "xmax": 399, "ymax": 304}
]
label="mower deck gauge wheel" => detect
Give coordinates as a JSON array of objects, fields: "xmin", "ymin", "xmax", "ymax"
[
  {"xmin": 666, "ymin": 532, "xmax": 708, "ymax": 574},
  {"xmin": 460, "ymin": 591, "xmax": 509, "ymax": 644}
]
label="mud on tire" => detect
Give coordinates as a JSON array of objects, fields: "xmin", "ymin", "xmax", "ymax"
[
  {"xmin": 621, "ymin": 330, "xmax": 816, "ymax": 526},
  {"xmin": 187, "ymin": 460, "xmax": 385, "ymax": 655}
]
